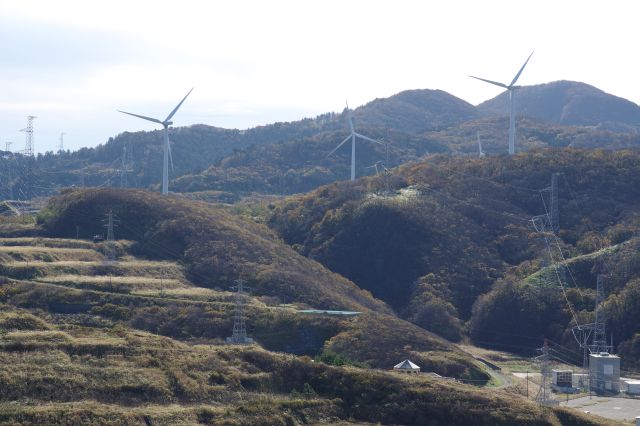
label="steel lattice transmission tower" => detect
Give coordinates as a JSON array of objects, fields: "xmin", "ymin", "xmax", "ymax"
[
  {"xmin": 589, "ymin": 273, "xmax": 611, "ymax": 354},
  {"xmin": 535, "ymin": 341, "xmax": 557, "ymax": 406},
  {"xmin": 20, "ymin": 116, "xmax": 37, "ymax": 157},
  {"xmin": 103, "ymin": 209, "xmax": 118, "ymax": 264},
  {"xmin": 226, "ymin": 279, "xmax": 253, "ymax": 344},
  {"xmin": 19, "ymin": 116, "xmax": 37, "ymax": 199}
]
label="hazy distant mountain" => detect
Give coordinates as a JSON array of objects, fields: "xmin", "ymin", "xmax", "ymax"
[
  {"xmin": 478, "ymin": 80, "xmax": 640, "ymax": 129},
  {"xmin": 352, "ymin": 89, "xmax": 479, "ymax": 133}
]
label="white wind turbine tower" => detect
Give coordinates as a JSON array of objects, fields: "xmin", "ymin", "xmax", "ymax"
[
  {"xmin": 118, "ymin": 88, "xmax": 193, "ymax": 195},
  {"xmin": 328, "ymin": 102, "xmax": 382, "ymax": 181},
  {"xmin": 470, "ymin": 52, "xmax": 533, "ymax": 155}
]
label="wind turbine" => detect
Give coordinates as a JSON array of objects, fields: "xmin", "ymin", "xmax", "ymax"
[
  {"xmin": 118, "ymin": 88, "xmax": 193, "ymax": 195},
  {"xmin": 470, "ymin": 52, "xmax": 533, "ymax": 155},
  {"xmin": 328, "ymin": 102, "xmax": 382, "ymax": 181},
  {"xmin": 366, "ymin": 161, "xmax": 384, "ymax": 175}
]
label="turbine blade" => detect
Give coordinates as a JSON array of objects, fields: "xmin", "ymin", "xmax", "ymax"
[
  {"xmin": 354, "ymin": 133, "xmax": 383, "ymax": 145},
  {"xmin": 165, "ymin": 87, "xmax": 194, "ymax": 123},
  {"xmin": 327, "ymin": 135, "xmax": 351, "ymax": 157},
  {"xmin": 469, "ymin": 76, "xmax": 508, "ymax": 89},
  {"xmin": 509, "ymin": 51, "xmax": 534, "ymax": 87},
  {"xmin": 118, "ymin": 110, "xmax": 163, "ymax": 124}
]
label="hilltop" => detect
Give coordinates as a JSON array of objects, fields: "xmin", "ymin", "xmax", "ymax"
[
  {"xmin": 478, "ymin": 80, "xmax": 640, "ymax": 130},
  {"xmin": 351, "ymin": 89, "xmax": 479, "ymax": 133}
]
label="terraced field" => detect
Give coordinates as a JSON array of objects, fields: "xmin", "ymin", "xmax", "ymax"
[{"xmin": 0, "ymin": 223, "xmax": 615, "ymax": 424}]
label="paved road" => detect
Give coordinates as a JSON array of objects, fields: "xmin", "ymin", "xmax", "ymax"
[{"xmin": 562, "ymin": 395, "xmax": 640, "ymax": 422}]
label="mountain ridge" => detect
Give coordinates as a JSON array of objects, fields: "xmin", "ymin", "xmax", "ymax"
[
  {"xmin": 3, "ymin": 80, "xmax": 640, "ymax": 200},
  {"xmin": 478, "ymin": 80, "xmax": 640, "ymax": 128}
]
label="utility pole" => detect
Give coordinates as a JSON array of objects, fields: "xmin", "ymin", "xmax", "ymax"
[
  {"xmin": 226, "ymin": 279, "xmax": 253, "ymax": 344},
  {"xmin": 4, "ymin": 141, "xmax": 12, "ymax": 152}
]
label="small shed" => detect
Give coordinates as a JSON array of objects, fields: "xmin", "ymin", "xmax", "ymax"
[
  {"xmin": 624, "ymin": 380, "xmax": 640, "ymax": 395},
  {"xmin": 394, "ymin": 359, "xmax": 420, "ymax": 374}
]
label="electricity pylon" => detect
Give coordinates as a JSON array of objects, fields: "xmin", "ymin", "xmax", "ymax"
[{"xmin": 226, "ymin": 279, "xmax": 253, "ymax": 344}]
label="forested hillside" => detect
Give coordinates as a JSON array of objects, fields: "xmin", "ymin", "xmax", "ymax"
[
  {"xmin": 268, "ymin": 149, "xmax": 640, "ymax": 366},
  {"xmin": 3, "ymin": 81, "xmax": 640, "ymax": 200},
  {"xmin": 33, "ymin": 188, "xmax": 491, "ymax": 376},
  {"xmin": 0, "ymin": 187, "xmax": 617, "ymax": 424},
  {"xmin": 0, "ymin": 224, "xmax": 595, "ymax": 425}
]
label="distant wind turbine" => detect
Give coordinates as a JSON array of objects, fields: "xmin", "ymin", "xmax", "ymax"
[
  {"xmin": 118, "ymin": 88, "xmax": 193, "ymax": 195},
  {"xmin": 477, "ymin": 131, "xmax": 485, "ymax": 157},
  {"xmin": 328, "ymin": 102, "xmax": 382, "ymax": 181},
  {"xmin": 366, "ymin": 161, "xmax": 384, "ymax": 175},
  {"xmin": 470, "ymin": 52, "xmax": 533, "ymax": 155}
]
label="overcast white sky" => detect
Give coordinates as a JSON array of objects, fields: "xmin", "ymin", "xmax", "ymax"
[{"xmin": 1, "ymin": 0, "xmax": 638, "ymax": 153}]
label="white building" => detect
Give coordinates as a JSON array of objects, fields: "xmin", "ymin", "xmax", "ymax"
[
  {"xmin": 624, "ymin": 380, "xmax": 640, "ymax": 395},
  {"xmin": 589, "ymin": 352, "xmax": 620, "ymax": 393},
  {"xmin": 394, "ymin": 359, "xmax": 420, "ymax": 374}
]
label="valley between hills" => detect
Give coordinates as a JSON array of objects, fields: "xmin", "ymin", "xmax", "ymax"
[{"xmin": 0, "ymin": 183, "xmax": 619, "ymax": 425}]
